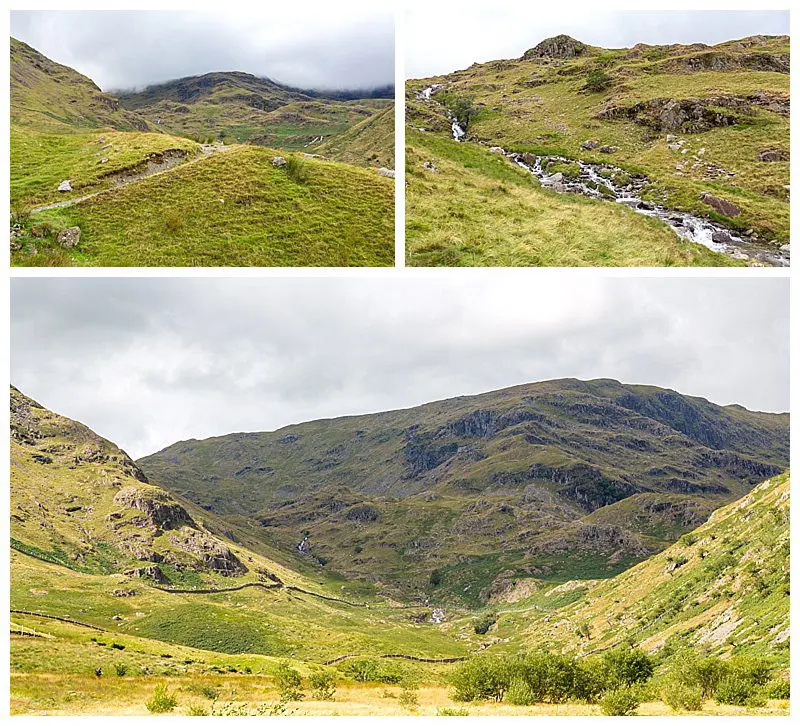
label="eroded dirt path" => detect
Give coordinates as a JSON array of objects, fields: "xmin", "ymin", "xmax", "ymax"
[{"xmin": 30, "ymin": 144, "xmax": 232, "ymax": 213}]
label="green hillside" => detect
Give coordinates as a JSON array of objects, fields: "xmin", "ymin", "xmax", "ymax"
[
  {"xmin": 406, "ymin": 34, "xmax": 789, "ymax": 266},
  {"xmin": 495, "ymin": 472, "xmax": 789, "ymax": 666},
  {"xmin": 319, "ymin": 104, "xmax": 395, "ymax": 168},
  {"xmin": 139, "ymin": 378, "xmax": 789, "ymax": 604},
  {"xmin": 9, "ymin": 386, "xmax": 789, "ymax": 715},
  {"xmin": 10, "ymin": 38, "xmax": 394, "ymax": 267}
]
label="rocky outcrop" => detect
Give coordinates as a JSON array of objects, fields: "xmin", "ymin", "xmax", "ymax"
[
  {"xmin": 113, "ymin": 486, "xmax": 195, "ymax": 530},
  {"xmin": 597, "ymin": 96, "xmax": 757, "ymax": 133},
  {"xmin": 523, "ymin": 35, "xmax": 587, "ymax": 60},
  {"xmin": 127, "ymin": 564, "xmax": 168, "ymax": 584},
  {"xmin": 345, "ymin": 504, "xmax": 380, "ymax": 523},
  {"xmin": 656, "ymin": 51, "xmax": 789, "ymax": 75},
  {"xmin": 168, "ymin": 526, "xmax": 247, "ymax": 576},
  {"xmin": 758, "ymin": 149, "xmax": 789, "ymax": 162}
]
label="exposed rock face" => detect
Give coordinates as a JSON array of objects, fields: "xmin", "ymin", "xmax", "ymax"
[
  {"xmin": 56, "ymin": 226, "xmax": 81, "ymax": 248},
  {"xmin": 113, "ymin": 486, "xmax": 195, "ymax": 529},
  {"xmin": 758, "ymin": 149, "xmax": 789, "ymax": 162},
  {"xmin": 523, "ymin": 35, "xmax": 587, "ymax": 60},
  {"xmin": 700, "ymin": 192, "xmax": 741, "ymax": 218},
  {"xmin": 345, "ymin": 504, "xmax": 380, "ymax": 523},
  {"xmin": 598, "ymin": 97, "xmax": 754, "ymax": 133},
  {"xmin": 169, "ymin": 526, "xmax": 247, "ymax": 576},
  {"xmin": 658, "ymin": 51, "xmax": 789, "ymax": 74},
  {"xmin": 127, "ymin": 564, "xmax": 168, "ymax": 584}
]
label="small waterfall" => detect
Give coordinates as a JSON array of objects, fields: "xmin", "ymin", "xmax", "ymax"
[{"xmin": 419, "ymin": 84, "xmax": 465, "ymax": 141}]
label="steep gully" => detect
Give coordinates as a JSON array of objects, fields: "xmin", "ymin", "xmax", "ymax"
[{"xmin": 418, "ymin": 86, "xmax": 787, "ymax": 267}]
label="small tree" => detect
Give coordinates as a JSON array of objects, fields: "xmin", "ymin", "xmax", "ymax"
[
  {"xmin": 309, "ymin": 670, "xmax": 337, "ymax": 701},
  {"xmin": 600, "ymin": 685, "xmax": 640, "ymax": 716},
  {"xmin": 601, "ymin": 645, "xmax": 654, "ymax": 688},
  {"xmin": 274, "ymin": 661, "xmax": 304, "ymax": 701},
  {"xmin": 584, "ymin": 69, "xmax": 613, "ymax": 93},
  {"xmin": 451, "ymin": 655, "xmax": 512, "ymax": 702}
]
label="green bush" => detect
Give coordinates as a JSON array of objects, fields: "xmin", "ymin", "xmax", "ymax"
[
  {"xmin": 601, "ymin": 645, "xmax": 654, "ymax": 688},
  {"xmin": 600, "ymin": 685, "xmax": 640, "ymax": 716},
  {"xmin": 309, "ymin": 670, "xmax": 337, "ymax": 700},
  {"xmin": 187, "ymin": 704, "xmax": 208, "ymax": 716},
  {"xmin": 716, "ymin": 675, "xmax": 753, "ymax": 706},
  {"xmin": 584, "ymin": 69, "xmax": 613, "ymax": 93},
  {"xmin": 341, "ymin": 658, "xmax": 402, "ymax": 684},
  {"xmin": 661, "ymin": 680, "xmax": 703, "ymax": 711},
  {"xmin": 510, "ymin": 652, "xmax": 584, "ymax": 704},
  {"xmin": 437, "ymin": 706, "xmax": 469, "ymax": 715},
  {"xmin": 146, "ymin": 684, "xmax": 178, "ymax": 713},
  {"xmin": 274, "ymin": 661, "xmax": 304, "ymax": 701},
  {"xmin": 451, "ymin": 655, "xmax": 512, "ymax": 702},
  {"xmin": 766, "ymin": 678, "xmax": 790, "ymax": 699},
  {"xmin": 113, "ymin": 663, "xmax": 128, "ymax": 677}
]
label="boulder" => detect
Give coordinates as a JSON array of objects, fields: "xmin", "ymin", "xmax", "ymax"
[
  {"xmin": 758, "ymin": 149, "xmax": 789, "ymax": 162},
  {"xmin": 666, "ymin": 134, "xmax": 677, "ymax": 142},
  {"xmin": 700, "ymin": 192, "xmax": 741, "ymax": 217},
  {"xmin": 580, "ymin": 140, "xmax": 600, "ymax": 150},
  {"xmin": 56, "ymin": 227, "xmax": 81, "ymax": 248},
  {"xmin": 431, "ymin": 608, "xmax": 446, "ymax": 623},
  {"xmin": 421, "ymin": 160, "xmax": 440, "ymax": 173},
  {"xmin": 272, "ymin": 156, "xmax": 287, "ymax": 167},
  {"xmin": 711, "ymin": 230, "xmax": 734, "ymax": 245},
  {"xmin": 377, "ymin": 167, "xmax": 395, "ymax": 178},
  {"xmin": 599, "ymin": 145, "xmax": 619, "ymax": 153},
  {"xmin": 57, "ymin": 180, "xmax": 72, "ymax": 192}
]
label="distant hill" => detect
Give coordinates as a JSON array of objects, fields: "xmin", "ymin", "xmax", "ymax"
[
  {"xmin": 139, "ymin": 378, "xmax": 788, "ymax": 604},
  {"xmin": 118, "ymin": 71, "xmax": 392, "ymax": 150},
  {"xmin": 319, "ymin": 104, "xmax": 395, "ymax": 168},
  {"xmin": 405, "ymin": 34, "xmax": 789, "ymax": 266}
]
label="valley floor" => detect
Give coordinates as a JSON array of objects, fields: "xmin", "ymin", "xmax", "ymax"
[{"xmin": 10, "ymin": 674, "xmax": 790, "ymax": 717}]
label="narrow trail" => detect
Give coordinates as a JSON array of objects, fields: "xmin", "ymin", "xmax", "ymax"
[{"xmin": 30, "ymin": 144, "xmax": 232, "ymax": 213}]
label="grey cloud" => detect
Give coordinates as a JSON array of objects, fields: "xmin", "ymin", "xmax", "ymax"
[
  {"xmin": 10, "ymin": 277, "xmax": 789, "ymax": 460},
  {"xmin": 406, "ymin": 8, "xmax": 789, "ymax": 78},
  {"xmin": 11, "ymin": 10, "xmax": 394, "ymax": 91}
]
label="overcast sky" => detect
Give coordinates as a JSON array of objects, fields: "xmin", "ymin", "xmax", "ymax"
[
  {"xmin": 406, "ymin": 7, "xmax": 790, "ymax": 78},
  {"xmin": 10, "ymin": 276, "xmax": 788, "ymax": 460},
  {"xmin": 10, "ymin": 9, "xmax": 394, "ymax": 91}
]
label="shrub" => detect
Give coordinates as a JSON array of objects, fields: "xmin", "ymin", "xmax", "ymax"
[
  {"xmin": 716, "ymin": 675, "xmax": 753, "ymax": 706},
  {"xmin": 766, "ymin": 678, "xmax": 790, "ymax": 699},
  {"xmin": 601, "ymin": 645, "xmax": 654, "ymax": 688},
  {"xmin": 728, "ymin": 655, "xmax": 772, "ymax": 687},
  {"xmin": 187, "ymin": 705, "xmax": 208, "ymax": 716},
  {"xmin": 113, "ymin": 663, "xmax": 128, "ymax": 677},
  {"xmin": 511, "ymin": 651, "xmax": 583, "ymax": 704},
  {"xmin": 584, "ymin": 69, "xmax": 613, "ymax": 93},
  {"xmin": 398, "ymin": 682, "xmax": 420, "ymax": 711},
  {"xmin": 342, "ymin": 658, "xmax": 403, "ymax": 684},
  {"xmin": 309, "ymin": 670, "xmax": 337, "ymax": 700},
  {"xmin": 274, "ymin": 661, "xmax": 304, "ymax": 701},
  {"xmin": 146, "ymin": 684, "xmax": 178, "ymax": 713},
  {"xmin": 185, "ymin": 683, "xmax": 219, "ymax": 700},
  {"xmin": 285, "ymin": 156, "xmax": 311, "ymax": 184},
  {"xmin": 661, "ymin": 680, "xmax": 703, "ymax": 712},
  {"xmin": 473, "ymin": 612, "xmax": 497, "ymax": 635},
  {"xmin": 437, "ymin": 92, "xmax": 481, "ymax": 129},
  {"xmin": 450, "ymin": 655, "xmax": 512, "ymax": 702},
  {"xmin": 600, "ymin": 685, "xmax": 640, "ymax": 716},
  {"xmin": 437, "ymin": 707, "xmax": 469, "ymax": 715}
]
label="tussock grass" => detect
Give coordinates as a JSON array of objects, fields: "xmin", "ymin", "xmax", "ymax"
[{"xmin": 12, "ymin": 146, "xmax": 394, "ymax": 267}]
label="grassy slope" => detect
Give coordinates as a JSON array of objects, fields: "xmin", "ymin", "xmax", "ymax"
[
  {"xmin": 318, "ymin": 104, "xmax": 395, "ymax": 168},
  {"xmin": 139, "ymin": 378, "xmax": 788, "ymax": 602},
  {"xmin": 405, "ymin": 131, "xmax": 738, "ymax": 266},
  {"xmin": 10, "ymin": 126, "xmax": 200, "ymax": 208},
  {"xmin": 405, "ymin": 35, "xmax": 789, "ymax": 265},
  {"xmin": 492, "ymin": 473, "xmax": 789, "ymax": 666},
  {"xmin": 13, "ymin": 146, "xmax": 394, "ymax": 267},
  {"xmin": 10, "ymin": 38, "xmax": 149, "ymax": 131}
]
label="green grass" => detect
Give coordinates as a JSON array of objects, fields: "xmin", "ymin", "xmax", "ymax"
[
  {"xmin": 10, "ymin": 126, "xmax": 199, "ymax": 207},
  {"xmin": 12, "ymin": 146, "xmax": 394, "ymax": 267},
  {"xmin": 405, "ymin": 131, "xmax": 741, "ymax": 267},
  {"xmin": 406, "ymin": 34, "xmax": 789, "ymax": 261}
]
